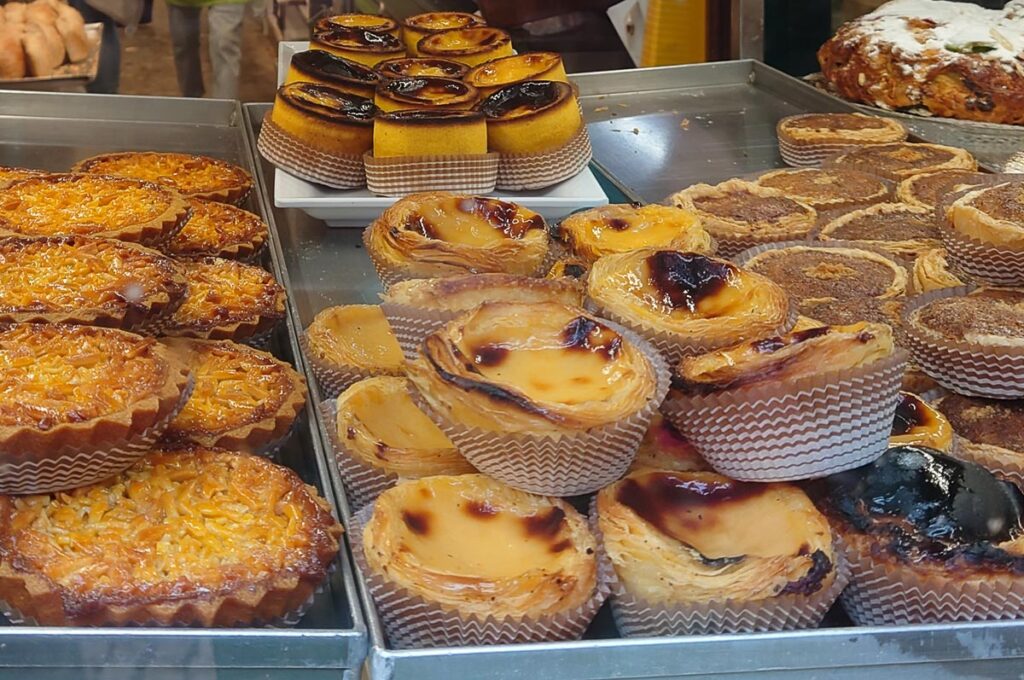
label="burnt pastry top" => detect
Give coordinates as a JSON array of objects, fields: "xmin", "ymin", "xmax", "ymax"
[
  {"xmin": 313, "ymin": 13, "xmax": 399, "ymax": 35},
  {"xmin": 818, "ymin": 203, "xmax": 941, "ymax": 256},
  {"xmin": 407, "ymin": 301, "xmax": 658, "ymax": 434},
  {"xmin": 376, "ymin": 57, "xmax": 469, "ymax": 80},
  {"xmin": 375, "ymin": 109, "xmax": 484, "ymax": 127},
  {"xmin": 936, "ymin": 393, "xmax": 1024, "ymax": 455},
  {"xmin": 743, "ymin": 245, "xmax": 907, "ymax": 303},
  {"xmin": 401, "ymin": 11, "xmax": 486, "ymax": 33},
  {"xmin": 376, "ymin": 76, "xmax": 478, "ymax": 109},
  {"xmin": 909, "ymin": 287, "xmax": 1024, "ymax": 347},
  {"xmin": 897, "ymin": 169, "xmax": 990, "ymax": 210},
  {"xmin": 676, "ymin": 322, "xmax": 895, "ymax": 394},
  {"xmin": 418, "ymin": 27, "xmax": 511, "ymax": 58},
  {"xmin": 891, "ymin": 392, "xmax": 953, "ymax": 451},
  {"xmin": 828, "ymin": 142, "xmax": 977, "ymax": 181},
  {"xmin": 558, "ymin": 203, "xmax": 713, "ymax": 263},
  {"xmin": 290, "ymin": 49, "xmax": 380, "ymax": 86},
  {"xmin": 777, "ymin": 113, "xmax": 907, "ymax": 143},
  {"xmin": 948, "ymin": 181, "xmax": 1024, "ymax": 249},
  {"xmin": 669, "ymin": 179, "xmax": 817, "ymax": 244},
  {"xmin": 756, "ymin": 168, "xmax": 890, "ymax": 210},
  {"xmin": 361, "ymin": 474, "xmax": 598, "ymax": 619},
  {"xmin": 477, "ymin": 81, "xmax": 574, "ymax": 121},
  {"xmin": 381, "ymin": 273, "xmax": 582, "ymax": 312},
  {"xmin": 822, "ymin": 445, "xmax": 1024, "ymax": 572},
  {"xmin": 630, "ymin": 413, "xmax": 710, "ymax": 473},
  {"xmin": 597, "ymin": 470, "xmax": 835, "ymax": 604},
  {"xmin": 312, "ymin": 28, "xmax": 404, "ymax": 54},
  {"xmin": 275, "ymin": 82, "xmax": 376, "ymax": 123}
]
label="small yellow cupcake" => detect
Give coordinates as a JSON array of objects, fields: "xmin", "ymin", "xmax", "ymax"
[{"xmin": 477, "ymin": 81, "xmax": 581, "ymax": 155}]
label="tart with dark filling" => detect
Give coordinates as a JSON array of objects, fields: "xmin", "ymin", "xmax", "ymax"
[
  {"xmin": 629, "ymin": 413, "xmax": 709, "ymax": 473},
  {"xmin": 0, "ymin": 446, "xmax": 342, "ymax": 626},
  {"xmin": 755, "ymin": 168, "xmax": 890, "ymax": 211},
  {"xmin": 373, "ymin": 109, "xmax": 487, "ymax": 157},
  {"xmin": 0, "ymin": 166, "xmax": 44, "ymax": 190},
  {"xmin": 313, "ymin": 13, "xmax": 399, "ymax": 36},
  {"xmin": 477, "ymin": 81, "xmax": 581, "ymax": 155},
  {"xmin": 797, "ymin": 296, "xmax": 905, "ymax": 333},
  {"xmin": 828, "ymin": 142, "xmax": 977, "ymax": 181},
  {"xmin": 776, "ymin": 113, "xmax": 907, "ymax": 164},
  {"xmin": 417, "ymin": 27, "xmax": 512, "ymax": 67},
  {"xmin": 400, "ymin": 11, "xmax": 487, "ymax": 55},
  {"xmin": 890, "ymin": 392, "xmax": 952, "ymax": 451},
  {"xmin": 908, "ymin": 287, "xmax": 1024, "ymax": 348},
  {"xmin": 558, "ymin": 203, "xmax": 713, "ymax": 264},
  {"xmin": 285, "ymin": 50, "xmax": 380, "ymax": 99},
  {"xmin": 164, "ymin": 198, "xmax": 268, "ymax": 260},
  {"xmin": 73, "ymin": 152, "xmax": 253, "ymax": 205},
  {"xmin": 364, "ymin": 192, "xmax": 550, "ymax": 283},
  {"xmin": 948, "ymin": 181, "xmax": 1024, "ymax": 250},
  {"xmin": 270, "ymin": 82, "xmax": 376, "ymax": 156},
  {"xmin": 301, "ymin": 305, "xmax": 404, "ymax": 396},
  {"xmin": 912, "ymin": 248, "xmax": 964, "ymax": 293},
  {"xmin": 375, "ymin": 76, "xmax": 479, "ymax": 112},
  {"xmin": 0, "ymin": 173, "xmax": 190, "ymax": 246},
  {"xmin": 376, "ymin": 57, "xmax": 468, "ymax": 80},
  {"xmin": 465, "ymin": 52, "xmax": 568, "ymax": 97},
  {"xmin": 311, "ymin": 28, "xmax": 405, "ymax": 67},
  {"xmin": 936, "ymin": 393, "xmax": 1024, "ymax": 482},
  {"xmin": 818, "ymin": 203, "xmax": 941, "ymax": 257},
  {"xmin": 0, "ymin": 235, "xmax": 186, "ymax": 329},
  {"xmin": 897, "ymin": 169, "xmax": 989, "ymax": 210},
  {"xmin": 162, "ymin": 338, "xmax": 307, "ymax": 453}
]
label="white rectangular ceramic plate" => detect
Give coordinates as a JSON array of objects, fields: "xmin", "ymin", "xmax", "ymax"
[{"xmin": 271, "ymin": 42, "xmax": 609, "ymax": 227}]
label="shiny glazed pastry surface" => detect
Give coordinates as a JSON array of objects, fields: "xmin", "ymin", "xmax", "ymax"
[
  {"xmin": 417, "ymin": 27, "xmax": 513, "ymax": 67},
  {"xmin": 464, "ymin": 52, "xmax": 567, "ymax": 95},
  {"xmin": 559, "ymin": 204, "xmax": 713, "ymax": 263},
  {"xmin": 72, "ymin": 152, "xmax": 253, "ymax": 202},
  {"xmin": 362, "ymin": 474, "xmax": 597, "ymax": 618},
  {"xmin": 376, "ymin": 57, "xmax": 469, "ymax": 80},
  {"xmin": 165, "ymin": 198, "xmax": 268, "ymax": 259},
  {"xmin": 304, "ymin": 305, "xmax": 404, "ymax": 373},
  {"xmin": 374, "ymin": 76, "xmax": 479, "ymax": 111},
  {"xmin": 381, "ymin": 273, "xmax": 582, "ymax": 311},
  {"xmin": 285, "ymin": 50, "xmax": 380, "ymax": 97},
  {"xmin": 890, "ymin": 392, "xmax": 953, "ymax": 451},
  {"xmin": 311, "ymin": 29, "xmax": 405, "ymax": 66}
]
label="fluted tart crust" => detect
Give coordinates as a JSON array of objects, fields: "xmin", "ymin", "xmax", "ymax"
[
  {"xmin": 907, "ymin": 287, "xmax": 1024, "ymax": 348},
  {"xmin": 670, "ymin": 179, "xmax": 817, "ymax": 242},
  {"xmin": 73, "ymin": 152, "xmax": 253, "ymax": 204},
  {"xmin": 165, "ymin": 198, "xmax": 268, "ymax": 260},
  {"xmin": 828, "ymin": 142, "xmax": 977, "ymax": 181},
  {"xmin": 381, "ymin": 273, "xmax": 582, "ymax": 312},
  {"xmin": 558, "ymin": 204, "xmax": 713, "ymax": 263}
]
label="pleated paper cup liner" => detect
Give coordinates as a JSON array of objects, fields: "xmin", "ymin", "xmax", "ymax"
[
  {"xmin": 839, "ymin": 531, "xmax": 1024, "ymax": 625},
  {"xmin": 350, "ymin": 503, "xmax": 613, "ymax": 648},
  {"xmin": 362, "ymin": 226, "xmax": 416, "ymax": 291},
  {"xmin": 411, "ymin": 323, "xmax": 671, "ymax": 496},
  {"xmin": 948, "ymin": 437, "xmax": 1024, "ymax": 489},
  {"xmin": 364, "ymin": 151, "xmax": 500, "ymax": 196},
  {"xmin": 257, "ymin": 113, "xmax": 365, "ymax": 190},
  {"xmin": 778, "ymin": 138, "xmax": 859, "ymax": 168},
  {"xmin": 662, "ymin": 350, "xmax": 907, "ymax": 482},
  {"xmin": 902, "ymin": 285, "xmax": 1024, "ymax": 399},
  {"xmin": 940, "ymin": 226, "xmax": 1024, "ymax": 287},
  {"xmin": 496, "ymin": 124, "xmax": 593, "ymax": 192},
  {"xmin": 299, "ymin": 331, "xmax": 398, "ymax": 399},
  {"xmin": 320, "ymin": 399, "xmax": 398, "ymax": 508},
  {"xmin": 380, "ymin": 301, "xmax": 462, "ymax": 360},
  {"xmin": 0, "ymin": 374, "xmax": 194, "ymax": 496}
]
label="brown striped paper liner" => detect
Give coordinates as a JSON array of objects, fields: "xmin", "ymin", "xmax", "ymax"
[
  {"xmin": 350, "ymin": 503, "xmax": 613, "ymax": 648},
  {"xmin": 662, "ymin": 350, "xmax": 908, "ymax": 482},
  {"xmin": 940, "ymin": 225, "xmax": 1024, "ymax": 287},
  {"xmin": 380, "ymin": 300, "xmax": 463, "ymax": 360},
  {"xmin": 777, "ymin": 138, "xmax": 861, "ymax": 168},
  {"xmin": 496, "ymin": 124, "xmax": 593, "ymax": 191},
  {"xmin": 902, "ymin": 285, "xmax": 1024, "ymax": 399},
  {"xmin": 298, "ymin": 331, "xmax": 400, "ymax": 399},
  {"xmin": 257, "ymin": 113, "xmax": 366, "ymax": 190},
  {"xmin": 839, "ymin": 531, "xmax": 1024, "ymax": 625},
  {"xmin": 364, "ymin": 152, "xmax": 499, "ymax": 196},
  {"xmin": 0, "ymin": 375, "xmax": 194, "ymax": 495},
  {"xmin": 320, "ymin": 399, "xmax": 400, "ymax": 508},
  {"xmin": 411, "ymin": 323, "xmax": 671, "ymax": 496}
]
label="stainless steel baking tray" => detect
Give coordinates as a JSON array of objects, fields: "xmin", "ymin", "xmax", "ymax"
[
  {"xmin": 0, "ymin": 90, "xmax": 367, "ymax": 680},
  {"xmin": 242, "ymin": 60, "xmax": 1024, "ymax": 679}
]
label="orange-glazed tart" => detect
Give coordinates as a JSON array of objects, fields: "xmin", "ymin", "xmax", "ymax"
[
  {"xmin": 890, "ymin": 391, "xmax": 952, "ymax": 451},
  {"xmin": 558, "ymin": 203, "xmax": 713, "ymax": 263},
  {"xmin": 596, "ymin": 470, "xmax": 843, "ymax": 635},
  {"xmin": 164, "ymin": 198, "xmax": 268, "ymax": 260},
  {"xmin": 0, "ymin": 173, "xmax": 189, "ymax": 246},
  {"xmin": 629, "ymin": 413, "xmax": 709, "ymax": 473},
  {"xmin": 465, "ymin": 52, "xmax": 568, "ymax": 97},
  {"xmin": 285, "ymin": 50, "xmax": 380, "ymax": 99},
  {"xmin": 400, "ymin": 12, "xmax": 486, "ymax": 55},
  {"xmin": 0, "ymin": 166, "xmax": 44, "ymax": 189},
  {"xmin": 301, "ymin": 305, "xmax": 404, "ymax": 397},
  {"xmin": 73, "ymin": 152, "xmax": 253, "ymax": 205},
  {"xmin": 158, "ymin": 257, "xmax": 286, "ymax": 342},
  {"xmin": 0, "ymin": 235, "xmax": 186, "ymax": 329},
  {"xmin": 376, "ymin": 57, "xmax": 468, "ymax": 80},
  {"xmin": 162, "ymin": 338, "xmax": 307, "ymax": 454},
  {"xmin": 828, "ymin": 142, "xmax": 977, "ymax": 181},
  {"xmin": 313, "ymin": 13, "xmax": 399, "ymax": 36},
  {"xmin": 372, "ymin": 109, "xmax": 487, "ymax": 158},
  {"xmin": 0, "ymin": 324, "xmax": 191, "ymax": 494},
  {"xmin": 310, "ymin": 29, "xmax": 405, "ymax": 67},
  {"xmin": 270, "ymin": 82, "xmax": 376, "ymax": 156},
  {"xmin": 418, "ymin": 27, "xmax": 513, "ymax": 67},
  {"xmin": 0, "ymin": 446, "xmax": 342, "ymax": 626},
  {"xmin": 374, "ymin": 76, "xmax": 479, "ymax": 112},
  {"xmin": 356, "ymin": 474, "xmax": 606, "ymax": 647},
  {"xmin": 364, "ymin": 192, "xmax": 549, "ymax": 285}
]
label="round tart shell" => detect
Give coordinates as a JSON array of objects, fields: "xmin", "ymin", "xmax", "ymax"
[
  {"xmin": 817, "ymin": 202, "xmax": 941, "ymax": 258},
  {"xmin": 825, "ymin": 142, "xmax": 977, "ymax": 181},
  {"xmin": 417, "ymin": 27, "xmax": 512, "ymax": 67},
  {"xmin": 374, "ymin": 76, "xmax": 479, "ymax": 112},
  {"xmin": 165, "ymin": 198, "xmax": 268, "ymax": 260},
  {"xmin": 72, "ymin": 153, "xmax": 253, "ymax": 205},
  {"xmin": 401, "ymin": 12, "xmax": 487, "ymax": 55},
  {"xmin": 310, "ymin": 30, "xmax": 406, "ymax": 67},
  {"xmin": 464, "ymin": 52, "xmax": 568, "ymax": 97},
  {"xmin": 558, "ymin": 203, "xmax": 714, "ymax": 264}
]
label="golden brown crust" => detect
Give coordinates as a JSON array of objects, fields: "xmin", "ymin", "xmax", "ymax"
[
  {"xmin": 0, "ymin": 166, "xmax": 45, "ymax": 190},
  {"xmin": 375, "ymin": 76, "xmax": 479, "ymax": 110},
  {"xmin": 558, "ymin": 204, "xmax": 713, "ymax": 263},
  {"xmin": 669, "ymin": 179, "xmax": 817, "ymax": 243},
  {"xmin": 828, "ymin": 143, "xmax": 977, "ymax": 181},
  {"xmin": 818, "ymin": 202, "xmax": 941, "ymax": 257},
  {"xmin": 376, "ymin": 57, "xmax": 469, "ymax": 80},
  {"xmin": 948, "ymin": 181, "xmax": 1024, "ymax": 250},
  {"xmin": 0, "ymin": 446, "xmax": 341, "ymax": 626},
  {"xmin": 165, "ymin": 199, "xmax": 269, "ymax": 260},
  {"xmin": 912, "ymin": 247, "xmax": 964, "ymax": 293},
  {"xmin": 72, "ymin": 153, "xmax": 253, "ymax": 204},
  {"xmin": 380, "ymin": 273, "xmax": 582, "ymax": 311},
  {"xmin": 303, "ymin": 305, "xmax": 404, "ymax": 375},
  {"xmin": 756, "ymin": 168, "xmax": 891, "ymax": 211},
  {"xmin": 896, "ymin": 169, "xmax": 989, "ymax": 210},
  {"xmin": 418, "ymin": 27, "xmax": 511, "ymax": 60},
  {"xmin": 908, "ymin": 287, "xmax": 1024, "ymax": 348},
  {"xmin": 776, "ymin": 113, "xmax": 907, "ymax": 145},
  {"xmin": 629, "ymin": 413, "xmax": 709, "ymax": 473}
]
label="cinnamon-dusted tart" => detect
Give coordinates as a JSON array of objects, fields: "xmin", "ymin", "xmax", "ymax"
[
  {"xmin": 936, "ymin": 393, "xmax": 1024, "ymax": 482},
  {"xmin": 776, "ymin": 113, "xmax": 907, "ymax": 166},
  {"xmin": 0, "ymin": 446, "xmax": 342, "ymax": 626},
  {"xmin": 73, "ymin": 152, "xmax": 253, "ymax": 205},
  {"xmin": 629, "ymin": 413, "xmax": 709, "ymax": 473},
  {"xmin": 375, "ymin": 76, "xmax": 479, "ymax": 112},
  {"xmin": 159, "ymin": 257, "xmax": 286, "ymax": 341},
  {"xmin": 913, "ymin": 248, "xmax": 965, "ymax": 293},
  {"xmin": 897, "ymin": 169, "xmax": 990, "ymax": 210},
  {"xmin": 164, "ymin": 198, "xmax": 268, "ymax": 260},
  {"xmin": 948, "ymin": 181, "xmax": 1024, "ymax": 250},
  {"xmin": 669, "ymin": 179, "xmax": 817, "ymax": 256},
  {"xmin": 755, "ymin": 168, "xmax": 890, "ymax": 211},
  {"xmin": 907, "ymin": 287, "xmax": 1024, "ymax": 349},
  {"xmin": 0, "ymin": 173, "xmax": 189, "ymax": 246},
  {"xmin": 558, "ymin": 203, "xmax": 713, "ymax": 264},
  {"xmin": 828, "ymin": 142, "xmax": 977, "ymax": 181},
  {"xmin": 401, "ymin": 12, "xmax": 487, "ymax": 55},
  {"xmin": 818, "ymin": 203, "xmax": 941, "ymax": 257},
  {"xmin": 376, "ymin": 57, "xmax": 469, "ymax": 80},
  {"xmin": 587, "ymin": 249, "xmax": 791, "ymax": 361},
  {"xmin": 464, "ymin": 52, "xmax": 568, "ymax": 97},
  {"xmin": 417, "ymin": 27, "xmax": 512, "ymax": 67},
  {"xmin": 364, "ymin": 192, "xmax": 549, "ymax": 285},
  {"xmin": 285, "ymin": 49, "xmax": 380, "ymax": 99},
  {"xmin": 0, "ymin": 165, "xmax": 44, "ymax": 189},
  {"xmin": 302, "ymin": 305, "xmax": 404, "ymax": 397},
  {"xmin": 162, "ymin": 338, "xmax": 307, "ymax": 454},
  {"xmin": 310, "ymin": 29, "xmax": 405, "ymax": 68},
  {"xmin": 314, "ymin": 13, "xmax": 399, "ymax": 36},
  {"xmin": 0, "ymin": 235, "xmax": 186, "ymax": 329},
  {"xmin": 891, "ymin": 392, "xmax": 952, "ymax": 451}
]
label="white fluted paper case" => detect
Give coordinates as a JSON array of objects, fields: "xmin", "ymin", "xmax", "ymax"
[
  {"xmin": 319, "ymin": 399, "xmax": 399, "ymax": 508},
  {"xmin": 363, "ymin": 151, "xmax": 500, "ymax": 197},
  {"xmin": 948, "ymin": 436, "xmax": 1024, "ymax": 488},
  {"xmin": 380, "ymin": 301, "xmax": 464, "ymax": 361},
  {"xmin": 940, "ymin": 226, "xmax": 1024, "ymax": 288},
  {"xmin": 349, "ymin": 505, "xmax": 613, "ymax": 648}
]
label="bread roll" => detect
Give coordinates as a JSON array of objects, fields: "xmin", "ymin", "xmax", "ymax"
[
  {"xmin": 0, "ymin": 26, "xmax": 25, "ymax": 78},
  {"xmin": 24, "ymin": 1, "xmax": 56, "ymax": 25},
  {"xmin": 4, "ymin": 3, "xmax": 28, "ymax": 25},
  {"xmin": 22, "ymin": 20, "xmax": 64, "ymax": 76},
  {"xmin": 54, "ymin": 3, "xmax": 87, "ymax": 62}
]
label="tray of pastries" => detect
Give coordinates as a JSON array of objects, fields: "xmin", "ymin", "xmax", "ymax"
[{"xmin": 0, "ymin": 0, "xmax": 101, "ymax": 88}]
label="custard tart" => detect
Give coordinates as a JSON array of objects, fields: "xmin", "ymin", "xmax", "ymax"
[
  {"xmin": 301, "ymin": 305, "xmax": 404, "ymax": 397},
  {"xmin": 755, "ymin": 168, "xmax": 890, "ymax": 211},
  {"xmin": 417, "ymin": 27, "xmax": 512, "ymax": 67},
  {"xmin": 373, "ymin": 110, "xmax": 487, "ymax": 157},
  {"xmin": 948, "ymin": 181, "xmax": 1024, "ymax": 250},
  {"xmin": 828, "ymin": 142, "xmax": 978, "ymax": 181},
  {"xmin": 669, "ymin": 179, "xmax": 817, "ymax": 256},
  {"xmin": 558, "ymin": 203, "xmax": 713, "ymax": 263},
  {"xmin": 630, "ymin": 413, "xmax": 709, "ymax": 473},
  {"xmin": 936, "ymin": 393, "xmax": 1024, "ymax": 482},
  {"xmin": 162, "ymin": 338, "xmax": 307, "ymax": 454},
  {"xmin": 159, "ymin": 257, "xmax": 286, "ymax": 342},
  {"xmin": 907, "ymin": 287, "xmax": 1024, "ymax": 349},
  {"xmin": 376, "ymin": 57, "xmax": 468, "ymax": 80},
  {"xmin": 477, "ymin": 81, "xmax": 581, "ymax": 155},
  {"xmin": 400, "ymin": 12, "xmax": 486, "ymax": 55},
  {"xmin": 271, "ymin": 82, "xmax": 376, "ymax": 156},
  {"xmin": 776, "ymin": 112, "xmax": 907, "ymax": 165},
  {"xmin": 0, "ymin": 173, "xmax": 189, "ymax": 246},
  {"xmin": 818, "ymin": 203, "xmax": 941, "ymax": 257},
  {"xmin": 0, "ymin": 446, "xmax": 342, "ymax": 626},
  {"xmin": 0, "ymin": 166, "xmax": 44, "ymax": 189},
  {"xmin": 310, "ymin": 29, "xmax": 405, "ymax": 67},
  {"xmin": 0, "ymin": 235, "xmax": 186, "ymax": 329},
  {"xmin": 587, "ymin": 249, "xmax": 791, "ymax": 360},
  {"xmin": 896, "ymin": 169, "xmax": 990, "ymax": 210},
  {"xmin": 73, "ymin": 152, "xmax": 253, "ymax": 205},
  {"xmin": 913, "ymin": 248, "xmax": 965, "ymax": 293},
  {"xmin": 364, "ymin": 192, "xmax": 549, "ymax": 284},
  {"xmin": 164, "ymin": 198, "xmax": 268, "ymax": 260},
  {"xmin": 374, "ymin": 76, "xmax": 479, "ymax": 112},
  {"xmin": 285, "ymin": 50, "xmax": 380, "ymax": 99},
  {"xmin": 890, "ymin": 392, "xmax": 952, "ymax": 451},
  {"xmin": 313, "ymin": 13, "xmax": 399, "ymax": 36},
  {"xmin": 464, "ymin": 52, "xmax": 568, "ymax": 97}
]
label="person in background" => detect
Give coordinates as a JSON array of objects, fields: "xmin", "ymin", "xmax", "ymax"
[
  {"xmin": 68, "ymin": 0, "xmax": 121, "ymax": 93},
  {"xmin": 166, "ymin": 0, "xmax": 246, "ymax": 99}
]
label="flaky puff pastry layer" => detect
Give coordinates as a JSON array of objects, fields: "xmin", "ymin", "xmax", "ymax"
[
  {"xmin": 365, "ymin": 191, "xmax": 550, "ymax": 280},
  {"xmin": 408, "ymin": 301, "xmax": 657, "ymax": 435},
  {"xmin": 587, "ymin": 249, "xmax": 790, "ymax": 345},
  {"xmin": 596, "ymin": 470, "xmax": 835, "ymax": 604},
  {"xmin": 677, "ymin": 322, "xmax": 895, "ymax": 393},
  {"xmin": 559, "ymin": 203, "xmax": 714, "ymax": 264},
  {"xmin": 949, "ymin": 182, "xmax": 1024, "ymax": 251},
  {"xmin": 363, "ymin": 474, "xmax": 597, "ymax": 619},
  {"xmin": 381, "ymin": 273, "xmax": 582, "ymax": 312}
]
